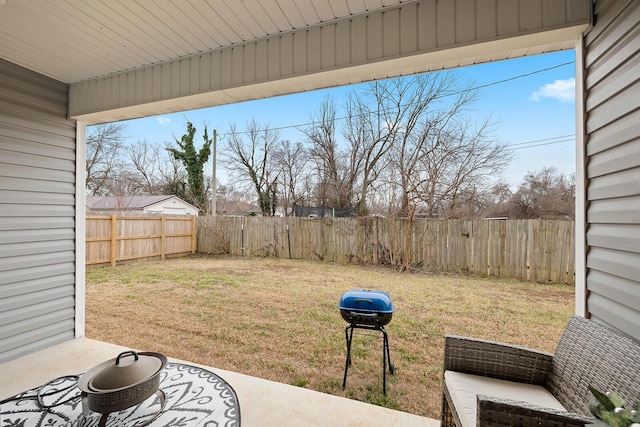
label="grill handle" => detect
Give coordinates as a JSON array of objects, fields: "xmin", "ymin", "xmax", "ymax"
[
  {"xmin": 349, "ymin": 311, "xmax": 377, "ymax": 317},
  {"xmin": 354, "ymin": 298, "xmax": 373, "ymax": 304}
]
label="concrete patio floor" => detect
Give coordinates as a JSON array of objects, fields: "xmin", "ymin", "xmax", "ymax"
[{"xmin": 0, "ymin": 338, "xmax": 439, "ymax": 426}]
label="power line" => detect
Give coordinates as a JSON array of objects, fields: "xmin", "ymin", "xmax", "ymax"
[
  {"xmin": 505, "ymin": 134, "xmax": 576, "ymax": 150},
  {"xmin": 509, "ymin": 138, "xmax": 575, "ymax": 151},
  {"xmin": 217, "ymin": 61, "xmax": 575, "ymax": 139},
  {"xmin": 471, "ymin": 62, "xmax": 573, "ymax": 92},
  {"xmin": 508, "ymin": 134, "xmax": 574, "ymax": 146}
]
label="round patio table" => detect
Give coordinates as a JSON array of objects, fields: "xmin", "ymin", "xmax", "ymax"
[{"xmin": 0, "ymin": 362, "xmax": 240, "ymax": 426}]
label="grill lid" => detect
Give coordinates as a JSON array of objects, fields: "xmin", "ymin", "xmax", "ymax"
[{"xmin": 339, "ymin": 289, "xmax": 394, "ymax": 313}]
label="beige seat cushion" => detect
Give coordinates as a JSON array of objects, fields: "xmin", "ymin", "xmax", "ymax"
[{"xmin": 444, "ymin": 370, "xmax": 567, "ymax": 427}]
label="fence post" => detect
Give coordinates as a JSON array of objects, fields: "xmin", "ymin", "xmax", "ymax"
[
  {"xmin": 110, "ymin": 214, "xmax": 117, "ymax": 266},
  {"xmin": 286, "ymin": 223, "xmax": 292, "ymax": 259},
  {"xmin": 161, "ymin": 215, "xmax": 166, "ymax": 260},
  {"xmin": 192, "ymin": 218, "xmax": 575, "ymax": 285},
  {"xmin": 191, "ymin": 215, "xmax": 197, "ymax": 254},
  {"xmin": 241, "ymin": 222, "xmax": 245, "ymax": 257}
]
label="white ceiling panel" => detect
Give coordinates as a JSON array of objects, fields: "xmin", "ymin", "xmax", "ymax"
[
  {"xmin": 0, "ymin": 0, "xmax": 408, "ymax": 84},
  {"xmin": 366, "ymin": 0, "xmax": 384, "ymax": 10},
  {"xmin": 327, "ymin": 0, "xmax": 351, "ymax": 17},
  {"xmin": 307, "ymin": 0, "xmax": 335, "ymax": 22},
  {"xmin": 250, "ymin": 0, "xmax": 291, "ymax": 32},
  {"xmin": 69, "ymin": 1, "xmax": 181, "ymax": 63},
  {"xmin": 288, "ymin": 0, "xmax": 322, "ymax": 26},
  {"xmin": 218, "ymin": 0, "xmax": 269, "ymax": 39}
]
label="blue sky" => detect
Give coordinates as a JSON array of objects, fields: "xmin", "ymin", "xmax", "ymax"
[{"xmin": 118, "ymin": 49, "xmax": 577, "ymax": 188}]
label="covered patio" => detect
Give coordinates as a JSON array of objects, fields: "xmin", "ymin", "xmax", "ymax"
[
  {"xmin": 2, "ymin": 0, "xmax": 639, "ymax": 425},
  {"xmin": 0, "ymin": 338, "xmax": 437, "ymax": 425}
]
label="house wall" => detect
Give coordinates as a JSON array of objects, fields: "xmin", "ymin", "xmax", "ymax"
[
  {"xmin": 144, "ymin": 207, "xmax": 196, "ymax": 215},
  {"xmin": 144, "ymin": 199, "xmax": 198, "ymax": 216},
  {"xmin": 583, "ymin": 0, "xmax": 640, "ymax": 339},
  {"xmin": 0, "ymin": 59, "xmax": 78, "ymax": 362}
]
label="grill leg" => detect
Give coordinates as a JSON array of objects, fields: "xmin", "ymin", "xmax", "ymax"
[
  {"xmin": 382, "ymin": 332, "xmax": 387, "ymax": 395},
  {"xmin": 342, "ymin": 324, "xmax": 354, "ymax": 390},
  {"xmin": 381, "ymin": 326, "xmax": 390, "ymax": 395},
  {"xmin": 343, "ymin": 323, "xmax": 394, "ymax": 395},
  {"xmin": 383, "ymin": 326, "xmax": 394, "ymax": 374}
]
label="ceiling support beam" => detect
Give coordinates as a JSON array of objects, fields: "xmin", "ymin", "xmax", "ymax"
[{"xmin": 69, "ymin": 0, "xmax": 591, "ymax": 124}]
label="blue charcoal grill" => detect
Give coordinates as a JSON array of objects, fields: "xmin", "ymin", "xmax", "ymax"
[{"xmin": 339, "ymin": 289, "xmax": 395, "ymax": 395}]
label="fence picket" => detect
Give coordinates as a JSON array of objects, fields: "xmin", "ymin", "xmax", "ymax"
[
  {"xmin": 197, "ymin": 217, "xmax": 575, "ymax": 285},
  {"xmin": 87, "ymin": 215, "xmax": 575, "ymax": 285},
  {"xmin": 86, "ymin": 214, "xmax": 195, "ymax": 266}
]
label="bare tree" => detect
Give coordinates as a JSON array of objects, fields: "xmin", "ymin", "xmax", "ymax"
[
  {"xmin": 272, "ymin": 139, "xmax": 311, "ymax": 216},
  {"xmin": 86, "ymin": 123, "xmax": 127, "ymax": 195},
  {"xmin": 355, "ymin": 73, "xmax": 510, "ymax": 269},
  {"xmin": 412, "ymin": 118, "xmax": 511, "ymax": 218},
  {"xmin": 384, "ymin": 73, "xmax": 475, "ymax": 217},
  {"xmin": 509, "ymin": 167, "xmax": 575, "ymax": 219},
  {"xmin": 343, "ymin": 76, "xmax": 445, "ymax": 216},
  {"xmin": 373, "ymin": 74, "xmax": 511, "ymax": 222},
  {"xmin": 302, "ymin": 97, "xmax": 359, "ymax": 208},
  {"xmin": 157, "ymin": 142, "xmax": 190, "ymax": 197},
  {"xmin": 125, "ymin": 139, "xmax": 187, "ymax": 196},
  {"xmin": 223, "ymin": 120, "xmax": 279, "ymax": 216},
  {"xmin": 105, "ymin": 169, "xmax": 146, "ymax": 197},
  {"xmin": 473, "ymin": 181, "xmax": 514, "ymax": 219},
  {"xmin": 126, "ymin": 139, "xmax": 167, "ymax": 194}
]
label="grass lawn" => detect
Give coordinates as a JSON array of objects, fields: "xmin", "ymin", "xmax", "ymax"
[{"xmin": 85, "ymin": 255, "xmax": 574, "ymax": 419}]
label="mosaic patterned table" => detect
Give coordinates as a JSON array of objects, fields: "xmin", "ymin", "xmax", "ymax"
[{"xmin": 0, "ymin": 362, "xmax": 240, "ymax": 426}]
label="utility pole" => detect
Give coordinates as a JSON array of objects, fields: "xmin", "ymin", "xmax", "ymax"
[{"xmin": 211, "ymin": 129, "xmax": 217, "ymax": 217}]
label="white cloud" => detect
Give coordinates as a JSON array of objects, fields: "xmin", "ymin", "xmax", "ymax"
[
  {"xmin": 530, "ymin": 78, "xmax": 575, "ymax": 102},
  {"xmin": 156, "ymin": 117, "xmax": 171, "ymax": 125}
]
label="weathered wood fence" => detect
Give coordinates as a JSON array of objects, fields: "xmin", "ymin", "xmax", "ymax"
[
  {"xmin": 86, "ymin": 214, "xmax": 196, "ymax": 266},
  {"xmin": 197, "ymin": 217, "xmax": 575, "ymax": 285}
]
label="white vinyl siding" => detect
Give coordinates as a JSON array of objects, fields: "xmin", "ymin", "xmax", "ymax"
[
  {"xmin": 0, "ymin": 58, "xmax": 77, "ymax": 362},
  {"xmin": 583, "ymin": 0, "xmax": 640, "ymax": 340}
]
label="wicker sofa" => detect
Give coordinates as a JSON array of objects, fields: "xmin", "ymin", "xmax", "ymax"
[{"xmin": 441, "ymin": 315, "xmax": 640, "ymax": 427}]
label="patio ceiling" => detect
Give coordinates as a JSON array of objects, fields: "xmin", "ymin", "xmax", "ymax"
[
  {"xmin": 0, "ymin": 0, "xmax": 413, "ymax": 84},
  {"xmin": 0, "ymin": 0, "xmax": 591, "ymax": 124}
]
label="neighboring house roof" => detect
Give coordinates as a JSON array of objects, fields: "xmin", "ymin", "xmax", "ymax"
[
  {"xmin": 86, "ymin": 195, "xmax": 198, "ymax": 212},
  {"xmin": 217, "ymin": 200, "xmax": 262, "ymax": 215},
  {"xmin": 85, "ymin": 195, "xmax": 104, "ymax": 209}
]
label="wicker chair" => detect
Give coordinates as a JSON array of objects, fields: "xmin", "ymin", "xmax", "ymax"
[{"xmin": 441, "ymin": 315, "xmax": 640, "ymax": 427}]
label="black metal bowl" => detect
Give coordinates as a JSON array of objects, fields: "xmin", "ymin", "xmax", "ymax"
[
  {"xmin": 339, "ymin": 308, "xmax": 393, "ymax": 326},
  {"xmin": 78, "ymin": 351, "xmax": 167, "ymax": 414}
]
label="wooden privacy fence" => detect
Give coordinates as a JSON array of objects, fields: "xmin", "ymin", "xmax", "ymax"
[
  {"xmin": 198, "ymin": 217, "xmax": 575, "ymax": 285},
  {"xmin": 86, "ymin": 214, "xmax": 196, "ymax": 266}
]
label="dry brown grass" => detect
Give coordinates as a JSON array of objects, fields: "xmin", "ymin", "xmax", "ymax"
[{"xmin": 85, "ymin": 255, "xmax": 574, "ymax": 419}]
